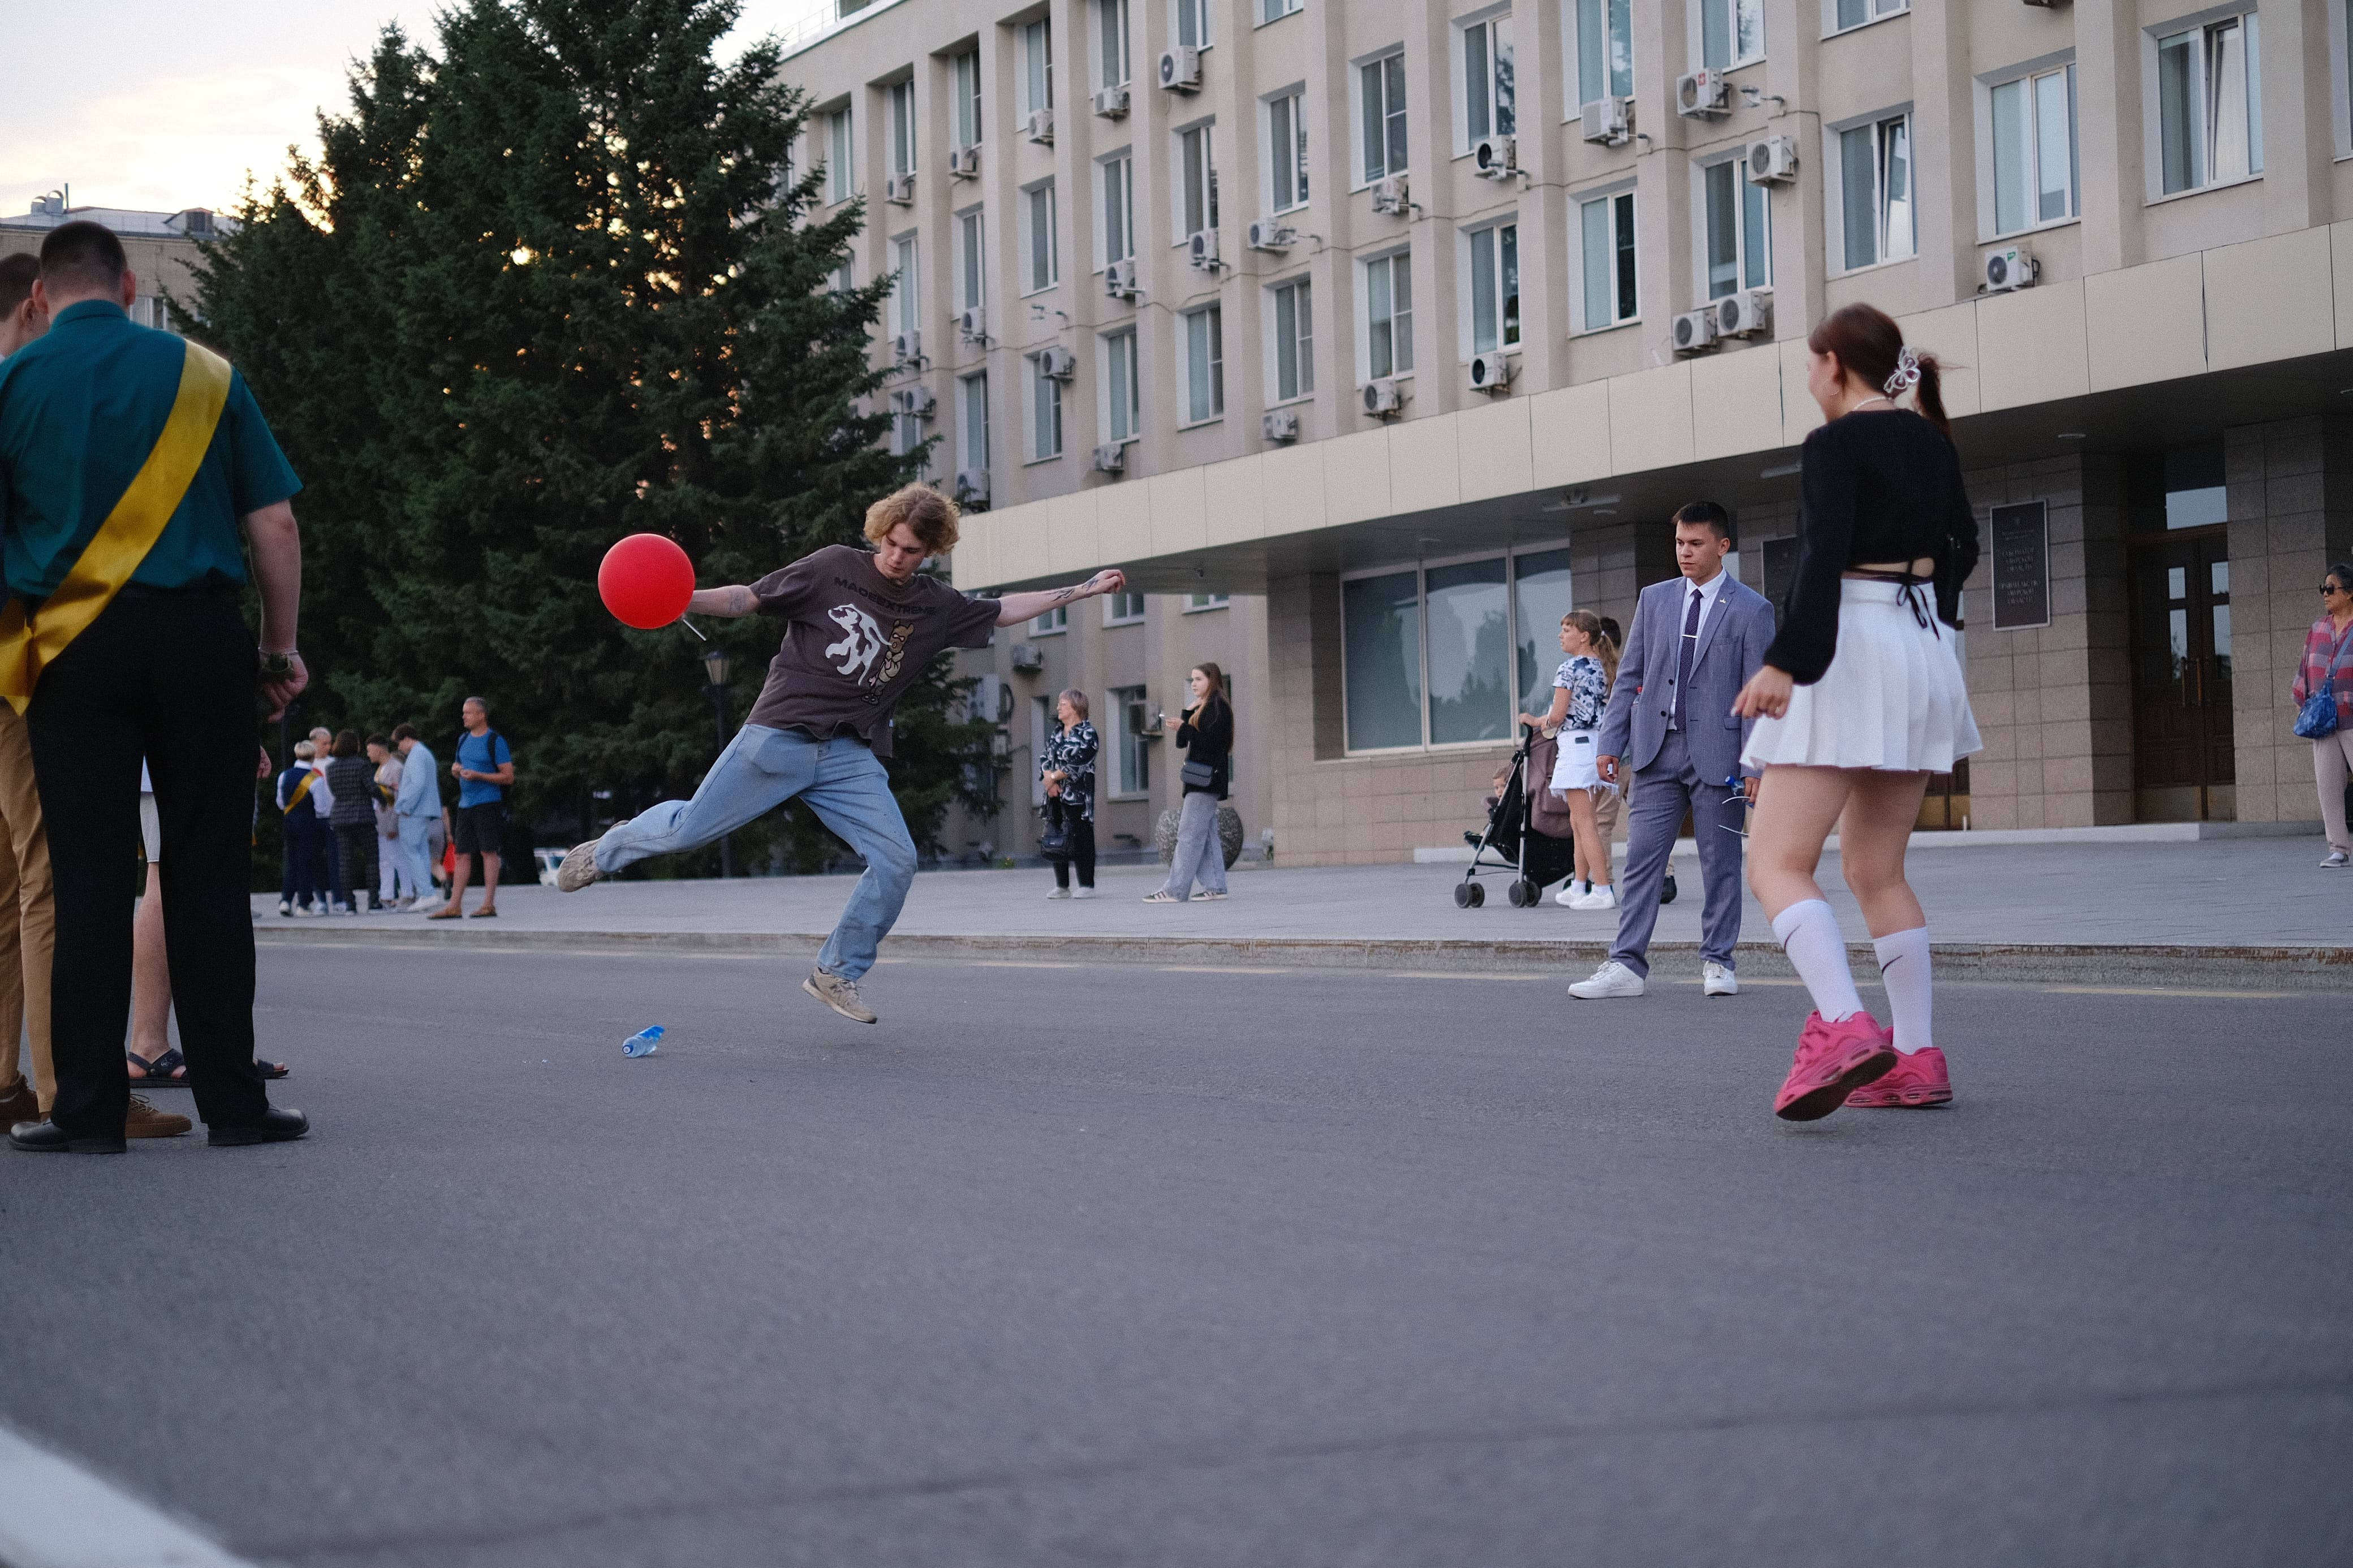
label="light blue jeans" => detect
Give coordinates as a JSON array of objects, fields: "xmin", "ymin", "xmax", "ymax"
[
  {"xmin": 594, "ymin": 725, "xmax": 917, "ymax": 982},
  {"xmin": 1159, "ymin": 790, "xmax": 1229, "ymax": 899}
]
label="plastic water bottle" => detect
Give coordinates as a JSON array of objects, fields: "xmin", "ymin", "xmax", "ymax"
[{"xmin": 622, "ymin": 1025, "xmax": 665, "ymax": 1058}]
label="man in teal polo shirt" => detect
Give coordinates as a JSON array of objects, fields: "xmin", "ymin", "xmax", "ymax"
[{"xmin": 0, "ymin": 220, "xmax": 309, "ymax": 1152}]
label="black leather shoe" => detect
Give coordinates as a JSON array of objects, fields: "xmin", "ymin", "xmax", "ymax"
[
  {"xmin": 208, "ymin": 1107, "xmax": 309, "ymax": 1147},
  {"xmin": 10, "ymin": 1119, "xmax": 128, "ymax": 1154}
]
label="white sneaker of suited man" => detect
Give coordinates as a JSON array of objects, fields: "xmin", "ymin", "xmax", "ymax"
[{"xmin": 1567, "ymin": 958, "xmax": 1739, "ymax": 999}]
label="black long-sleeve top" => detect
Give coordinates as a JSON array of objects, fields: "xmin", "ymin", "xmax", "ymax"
[
  {"xmin": 1764, "ymin": 409, "xmax": 1981, "ymax": 684},
  {"xmin": 1175, "ymin": 699, "xmax": 1232, "ymax": 797}
]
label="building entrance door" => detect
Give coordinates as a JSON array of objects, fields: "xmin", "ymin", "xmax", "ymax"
[{"xmin": 2128, "ymin": 527, "xmax": 2233, "ymax": 821}]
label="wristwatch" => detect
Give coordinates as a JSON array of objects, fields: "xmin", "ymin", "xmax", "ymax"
[{"xmin": 257, "ymin": 648, "xmax": 300, "ymax": 681}]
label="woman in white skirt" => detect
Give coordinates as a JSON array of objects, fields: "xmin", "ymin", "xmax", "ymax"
[
  {"xmin": 1516, "ymin": 611, "xmax": 1619, "ymax": 909},
  {"xmin": 1732, "ymin": 304, "xmax": 1982, "ymax": 1122}
]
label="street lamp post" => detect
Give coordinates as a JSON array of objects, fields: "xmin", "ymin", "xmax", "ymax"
[{"xmin": 703, "ymin": 645, "xmax": 733, "ymax": 879}]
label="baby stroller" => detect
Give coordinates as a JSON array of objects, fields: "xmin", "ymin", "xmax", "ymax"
[{"xmin": 1453, "ymin": 725, "xmax": 1577, "ymax": 907}]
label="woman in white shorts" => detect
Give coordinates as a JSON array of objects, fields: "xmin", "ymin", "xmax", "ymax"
[
  {"xmin": 1732, "ymin": 304, "xmax": 1981, "ymax": 1123},
  {"xmin": 1516, "ymin": 610, "xmax": 1619, "ymax": 910}
]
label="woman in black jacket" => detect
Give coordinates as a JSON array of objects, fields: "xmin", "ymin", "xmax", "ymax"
[
  {"xmin": 1144, "ymin": 664, "xmax": 1233, "ymax": 903},
  {"xmin": 322, "ymin": 731, "xmax": 381, "ymax": 915}
]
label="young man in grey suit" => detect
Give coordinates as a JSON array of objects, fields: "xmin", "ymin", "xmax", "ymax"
[{"xmin": 1572, "ymin": 502, "xmax": 1776, "ymax": 999}]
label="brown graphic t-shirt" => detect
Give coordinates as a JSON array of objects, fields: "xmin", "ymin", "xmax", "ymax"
[{"xmin": 742, "ymin": 545, "xmax": 1002, "ymax": 758}]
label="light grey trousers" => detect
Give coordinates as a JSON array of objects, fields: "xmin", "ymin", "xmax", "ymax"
[{"xmin": 1160, "ymin": 791, "xmax": 1229, "ymax": 899}]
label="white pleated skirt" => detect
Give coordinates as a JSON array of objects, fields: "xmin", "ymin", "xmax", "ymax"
[{"xmin": 1743, "ymin": 579, "xmax": 1982, "ymax": 772}]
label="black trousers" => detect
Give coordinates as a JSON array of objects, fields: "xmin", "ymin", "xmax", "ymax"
[
  {"xmin": 333, "ymin": 822, "xmax": 376, "ymax": 905},
  {"xmin": 28, "ymin": 589, "xmax": 270, "ymax": 1136},
  {"xmin": 1050, "ymin": 817, "xmax": 1096, "ymax": 888}
]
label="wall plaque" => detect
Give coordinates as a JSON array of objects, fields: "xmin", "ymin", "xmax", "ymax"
[{"xmin": 1990, "ymin": 501, "xmax": 2050, "ymax": 632}]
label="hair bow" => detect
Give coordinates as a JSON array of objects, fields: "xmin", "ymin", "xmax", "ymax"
[{"xmin": 1882, "ymin": 344, "xmax": 1923, "ymax": 398}]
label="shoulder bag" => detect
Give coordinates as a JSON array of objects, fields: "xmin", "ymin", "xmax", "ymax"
[
  {"xmin": 1037, "ymin": 799, "xmax": 1074, "ymax": 860},
  {"xmin": 2294, "ymin": 625, "xmax": 2353, "ymax": 739}
]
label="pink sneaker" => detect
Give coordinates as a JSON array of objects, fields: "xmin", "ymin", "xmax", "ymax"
[
  {"xmin": 1772, "ymin": 1010, "xmax": 1897, "ymax": 1122},
  {"xmin": 1846, "ymin": 1044, "xmax": 1953, "ymax": 1108}
]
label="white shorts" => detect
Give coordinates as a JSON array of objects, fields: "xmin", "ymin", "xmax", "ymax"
[
  {"xmin": 1548, "ymin": 729, "xmax": 1602, "ymax": 792},
  {"xmin": 140, "ymin": 794, "xmax": 161, "ymax": 863},
  {"xmin": 1743, "ymin": 579, "xmax": 1982, "ymax": 772}
]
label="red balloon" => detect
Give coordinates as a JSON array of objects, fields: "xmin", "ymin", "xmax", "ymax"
[{"xmin": 597, "ymin": 533, "xmax": 695, "ymax": 629}]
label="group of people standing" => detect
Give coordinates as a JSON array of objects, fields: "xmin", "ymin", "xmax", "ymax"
[{"xmin": 1035, "ymin": 663, "xmax": 1235, "ymax": 904}]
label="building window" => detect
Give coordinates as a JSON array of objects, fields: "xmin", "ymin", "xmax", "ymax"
[
  {"xmin": 1837, "ymin": 113, "xmax": 1914, "ymax": 271},
  {"xmin": 1272, "ymin": 278, "xmax": 1313, "ymax": 401},
  {"xmin": 1102, "ymin": 153, "xmax": 1135, "ymax": 265},
  {"xmin": 1106, "ymin": 594, "xmax": 1146, "ymax": 625},
  {"xmin": 1179, "ymin": 123, "xmax": 1219, "ymax": 238},
  {"xmin": 1262, "ymin": 0, "xmax": 1302, "ymax": 20},
  {"xmin": 2157, "ymin": 15, "xmax": 2260, "ymax": 196},
  {"xmin": 1341, "ymin": 547, "xmax": 1574, "ymax": 753},
  {"xmin": 1097, "ymin": 0, "xmax": 1130, "ymax": 89},
  {"xmin": 1031, "ymin": 604, "xmax": 1069, "ymax": 637},
  {"xmin": 824, "ymin": 109, "xmax": 853, "ymax": 205},
  {"xmin": 888, "ymin": 79, "xmax": 915, "ymax": 175},
  {"xmin": 1365, "ymin": 251, "xmax": 1413, "ymax": 379},
  {"xmin": 954, "ymin": 50, "xmax": 982, "ymax": 147},
  {"xmin": 1029, "ymin": 353, "xmax": 1063, "ymax": 460},
  {"xmin": 1110, "ymin": 684, "xmax": 1150, "ymax": 793},
  {"xmin": 1105, "ymin": 329, "xmax": 1140, "ymax": 442},
  {"xmin": 1701, "ymin": 0, "xmax": 1764, "ymax": 69},
  {"xmin": 890, "ymin": 235, "xmax": 919, "ymax": 336},
  {"xmin": 961, "ymin": 370, "xmax": 989, "ymax": 473},
  {"xmin": 1176, "ymin": 0, "xmax": 1210, "ymax": 50},
  {"xmin": 1578, "ymin": 189, "xmax": 1637, "ymax": 330},
  {"xmin": 1183, "ymin": 305, "xmax": 1224, "ymax": 423},
  {"xmin": 958, "ymin": 209, "xmax": 985, "ymax": 310},
  {"xmin": 1025, "ymin": 182, "xmax": 1059, "ymax": 292},
  {"xmin": 1468, "ymin": 221, "xmax": 1519, "ymax": 355},
  {"xmin": 830, "ymin": 255, "xmax": 854, "ymax": 293},
  {"xmin": 1360, "ymin": 50, "xmax": 1408, "ymax": 183},
  {"xmin": 1187, "ymin": 593, "xmax": 1231, "ymax": 611},
  {"xmin": 1023, "ymin": 19, "xmax": 1053, "ymax": 115},
  {"xmin": 1462, "ymin": 14, "xmax": 1515, "ymax": 146},
  {"xmin": 1269, "ymin": 91, "xmax": 1309, "ymax": 211},
  {"xmin": 1703, "ymin": 157, "xmax": 1770, "ymax": 297},
  {"xmin": 1571, "ymin": 0, "xmax": 1633, "ymax": 106},
  {"xmin": 1830, "ymin": 0, "xmax": 1906, "ymax": 31},
  {"xmin": 1990, "ymin": 63, "xmax": 2077, "ymax": 233}
]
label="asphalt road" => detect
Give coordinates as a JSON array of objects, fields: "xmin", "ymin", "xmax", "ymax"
[{"xmin": 1, "ymin": 944, "xmax": 2346, "ymax": 1567}]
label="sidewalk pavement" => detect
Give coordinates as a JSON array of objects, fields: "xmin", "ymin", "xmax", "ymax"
[{"xmin": 256, "ymin": 832, "xmax": 2351, "ymax": 986}]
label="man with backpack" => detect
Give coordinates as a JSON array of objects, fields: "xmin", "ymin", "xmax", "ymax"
[{"xmin": 426, "ymin": 696, "xmax": 511, "ymax": 919}]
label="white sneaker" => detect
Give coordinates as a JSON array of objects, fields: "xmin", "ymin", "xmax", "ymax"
[
  {"xmin": 2325, "ymin": 850, "xmax": 2349, "ymax": 869},
  {"xmin": 1570, "ymin": 885, "xmax": 1618, "ymax": 911},
  {"xmin": 1703, "ymin": 961, "xmax": 1739, "ymax": 996},
  {"xmin": 1045, "ymin": 886, "xmax": 1070, "ymax": 899},
  {"xmin": 554, "ymin": 839, "xmax": 602, "ymax": 892},
  {"xmin": 1071, "ymin": 887, "xmax": 1097, "ymax": 899},
  {"xmin": 1553, "ymin": 881, "xmax": 1588, "ymax": 906},
  {"xmin": 1567, "ymin": 960, "xmax": 1645, "ymax": 1000}
]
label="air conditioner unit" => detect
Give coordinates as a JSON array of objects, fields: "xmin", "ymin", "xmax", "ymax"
[
  {"xmin": 1091, "ymin": 442, "xmax": 1127, "ymax": 474},
  {"xmin": 1093, "ymin": 85, "xmax": 1131, "ymax": 119},
  {"xmin": 1261, "ymin": 409, "xmax": 1300, "ymax": 442},
  {"xmin": 1675, "ymin": 69, "xmax": 1731, "ymax": 119},
  {"xmin": 1714, "ymin": 288, "xmax": 1772, "ymax": 339},
  {"xmin": 892, "ymin": 330, "xmax": 923, "ymax": 365},
  {"xmin": 1671, "ymin": 308, "xmax": 1720, "ymax": 355},
  {"xmin": 958, "ymin": 306, "xmax": 988, "ymax": 344},
  {"xmin": 955, "ymin": 468, "xmax": 990, "ymax": 508},
  {"xmin": 1103, "ymin": 258, "xmax": 1140, "ymax": 300},
  {"xmin": 1187, "ymin": 229, "xmax": 1220, "ymax": 270},
  {"xmin": 1371, "ymin": 175, "xmax": 1411, "ymax": 215},
  {"xmin": 1746, "ymin": 136, "xmax": 1799, "ymax": 184},
  {"xmin": 895, "ymin": 386, "xmax": 937, "ymax": 420},
  {"xmin": 883, "ymin": 172, "xmax": 915, "ymax": 205},
  {"xmin": 1467, "ymin": 353, "xmax": 1514, "ymax": 394},
  {"xmin": 947, "ymin": 145, "xmax": 981, "ymax": 179},
  {"xmin": 1037, "ymin": 344, "xmax": 1078, "ymax": 381},
  {"xmin": 1158, "ymin": 46, "xmax": 1201, "ymax": 92},
  {"xmin": 1580, "ymin": 97, "xmax": 1634, "ymax": 147},
  {"xmin": 1984, "ymin": 245, "xmax": 2040, "ymax": 292},
  {"xmin": 1025, "ymin": 108, "xmax": 1054, "ymax": 145},
  {"xmin": 1246, "ymin": 218, "xmax": 1293, "ymax": 252},
  {"xmin": 1362, "ymin": 379, "xmax": 1404, "ymax": 418},
  {"xmin": 1010, "ymin": 642, "xmax": 1045, "ymax": 672},
  {"xmin": 1472, "ymin": 135, "xmax": 1517, "ymax": 180}
]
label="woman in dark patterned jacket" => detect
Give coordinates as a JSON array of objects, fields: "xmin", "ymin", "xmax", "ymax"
[{"xmin": 1039, "ymin": 689, "xmax": 1099, "ymax": 897}]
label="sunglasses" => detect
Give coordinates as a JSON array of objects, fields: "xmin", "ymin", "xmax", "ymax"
[{"xmin": 2325, "ymin": 583, "xmax": 2348, "ymax": 596}]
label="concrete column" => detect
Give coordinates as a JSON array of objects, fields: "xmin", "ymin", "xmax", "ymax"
[{"xmin": 2071, "ymin": 0, "xmax": 2144, "ymax": 276}]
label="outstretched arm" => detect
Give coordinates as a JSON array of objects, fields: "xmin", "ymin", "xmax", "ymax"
[
  {"xmin": 995, "ymin": 569, "xmax": 1127, "ymax": 627},
  {"xmin": 688, "ymin": 586, "xmax": 761, "ymax": 617}
]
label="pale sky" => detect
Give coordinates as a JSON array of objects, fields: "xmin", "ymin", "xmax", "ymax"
[{"xmin": 0, "ymin": 0, "xmax": 834, "ymax": 218}]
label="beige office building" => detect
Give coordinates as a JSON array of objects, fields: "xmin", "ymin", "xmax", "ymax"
[
  {"xmin": 787, "ymin": 0, "xmax": 2352, "ymax": 865},
  {"xmin": 1, "ymin": 190, "xmax": 223, "ymax": 335}
]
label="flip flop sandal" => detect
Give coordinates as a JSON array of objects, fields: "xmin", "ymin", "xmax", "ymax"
[
  {"xmin": 127, "ymin": 1048, "xmax": 189, "ymax": 1085},
  {"xmin": 425, "ymin": 908, "xmax": 462, "ymax": 920},
  {"xmin": 255, "ymin": 1058, "xmax": 290, "ymax": 1081},
  {"xmin": 467, "ymin": 907, "xmax": 498, "ymax": 918}
]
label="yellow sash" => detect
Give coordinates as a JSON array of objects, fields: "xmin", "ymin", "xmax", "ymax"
[
  {"xmin": 0, "ymin": 340, "xmax": 234, "ymax": 714},
  {"xmin": 280, "ymin": 768, "xmax": 316, "ymax": 817}
]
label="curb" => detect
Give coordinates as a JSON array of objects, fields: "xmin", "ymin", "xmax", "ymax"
[{"xmin": 254, "ymin": 925, "xmax": 2353, "ymax": 988}]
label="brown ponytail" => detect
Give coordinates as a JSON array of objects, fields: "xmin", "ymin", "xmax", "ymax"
[
  {"xmin": 1563, "ymin": 610, "xmax": 1619, "ymax": 690},
  {"xmin": 1807, "ymin": 303, "xmax": 1954, "ymax": 438}
]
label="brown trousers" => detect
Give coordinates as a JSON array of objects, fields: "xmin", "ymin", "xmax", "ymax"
[{"xmin": 0, "ymin": 702, "xmax": 55, "ymax": 1111}]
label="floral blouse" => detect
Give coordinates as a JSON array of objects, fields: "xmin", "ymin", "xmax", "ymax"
[
  {"xmin": 1038, "ymin": 720, "xmax": 1098, "ymax": 822},
  {"xmin": 1553, "ymin": 655, "xmax": 1609, "ymax": 731}
]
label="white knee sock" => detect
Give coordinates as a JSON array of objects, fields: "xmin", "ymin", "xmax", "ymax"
[
  {"xmin": 1771, "ymin": 900, "xmax": 1864, "ymax": 1022},
  {"xmin": 1872, "ymin": 927, "xmax": 1933, "ymax": 1053}
]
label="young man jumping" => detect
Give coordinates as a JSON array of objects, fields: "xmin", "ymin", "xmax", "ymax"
[{"xmin": 555, "ymin": 483, "xmax": 1124, "ymax": 1025}]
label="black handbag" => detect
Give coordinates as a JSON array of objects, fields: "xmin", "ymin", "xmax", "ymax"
[{"xmin": 1038, "ymin": 801, "xmax": 1074, "ymax": 860}]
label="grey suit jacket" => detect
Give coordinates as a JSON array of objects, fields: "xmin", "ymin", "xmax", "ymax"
[{"xmin": 1595, "ymin": 573, "xmax": 1777, "ymax": 783}]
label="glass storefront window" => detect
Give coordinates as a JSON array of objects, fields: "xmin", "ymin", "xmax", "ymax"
[
  {"xmin": 1342, "ymin": 572, "xmax": 1423, "ymax": 752},
  {"xmin": 1342, "ymin": 548, "xmax": 1572, "ymax": 752},
  {"xmin": 1425, "ymin": 559, "xmax": 1512, "ymax": 744}
]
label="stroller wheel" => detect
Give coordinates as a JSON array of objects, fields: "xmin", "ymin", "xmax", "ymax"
[
  {"xmin": 1506, "ymin": 879, "xmax": 1535, "ymax": 907},
  {"xmin": 1466, "ymin": 881, "xmax": 1486, "ymax": 907},
  {"xmin": 1453, "ymin": 881, "xmax": 1477, "ymax": 908}
]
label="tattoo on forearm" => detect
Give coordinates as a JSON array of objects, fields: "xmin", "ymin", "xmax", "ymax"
[{"xmin": 1048, "ymin": 585, "xmax": 1079, "ymax": 607}]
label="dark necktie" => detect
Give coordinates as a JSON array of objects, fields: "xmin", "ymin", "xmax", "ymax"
[{"xmin": 1673, "ymin": 586, "xmax": 1701, "ymax": 731}]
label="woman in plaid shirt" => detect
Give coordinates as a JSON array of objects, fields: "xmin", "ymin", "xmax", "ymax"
[{"xmin": 2292, "ymin": 561, "xmax": 2353, "ymax": 866}]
